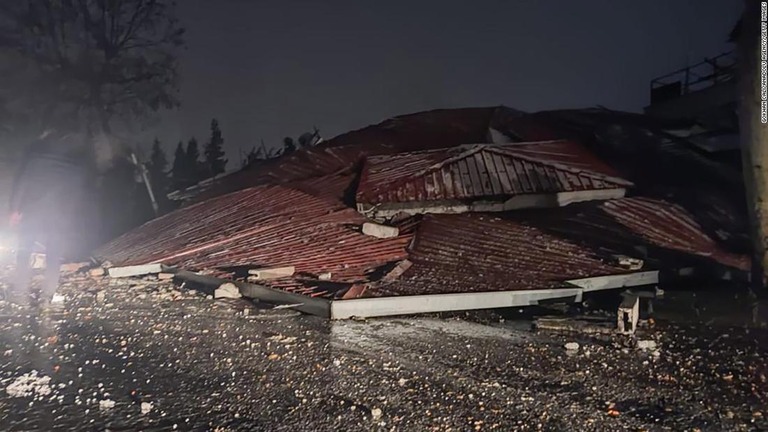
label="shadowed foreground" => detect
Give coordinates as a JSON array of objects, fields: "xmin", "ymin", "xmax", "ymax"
[{"xmin": 0, "ymin": 271, "xmax": 765, "ymax": 431}]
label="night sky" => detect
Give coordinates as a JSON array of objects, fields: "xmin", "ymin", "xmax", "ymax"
[{"xmin": 151, "ymin": 0, "xmax": 741, "ymax": 158}]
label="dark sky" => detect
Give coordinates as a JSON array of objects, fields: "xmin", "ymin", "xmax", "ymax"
[{"xmin": 150, "ymin": 0, "xmax": 740, "ymax": 159}]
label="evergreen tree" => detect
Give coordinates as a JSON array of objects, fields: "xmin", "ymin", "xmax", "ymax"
[
  {"xmin": 170, "ymin": 141, "xmax": 187, "ymax": 190},
  {"xmin": 204, "ymin": 118, "xmax": 227, "ymax": 176},
  {"xmin": 185, "ymin": 137, "xmax": 201, "ymax": 184}
]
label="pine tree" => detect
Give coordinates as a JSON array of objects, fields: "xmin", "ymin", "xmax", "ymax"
[
  {"xmin": 170, "ymin": 141, "xmax": 187, "ymax": 190},
  {"xmin": 204, "ymin": 118, "xmax": 227, "ymax": 176},
  {"xmin": 185, "ymin": 137, "xmax": 201, "ymax": 184}
]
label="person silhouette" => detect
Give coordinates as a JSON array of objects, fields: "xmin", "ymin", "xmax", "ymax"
[{"xmin": 7, "ymin": 130, "xmax": 89, "ymax": 309}]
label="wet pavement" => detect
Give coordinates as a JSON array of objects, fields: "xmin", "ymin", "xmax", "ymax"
[{"xmin": 0, "ymin": 271, "xmax": 766, "ymax": 431}]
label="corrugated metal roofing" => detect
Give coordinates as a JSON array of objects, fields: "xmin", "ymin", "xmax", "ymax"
[
  {"xmin": 190, "ymin": 107, "xmax": 501, "ymax": 202},
  {"xmin": 97, "ymin": 185, "xmax": 413, "ymax": 298},
  {"xmin": 357, "ymin": 141, "xmax": 631, "ymax": 205},
  {"xmin": 377, "ymin": 197, "xmax": 748, "ymax": 297},
  {"xmin": 524, "ymin": 197, "xmax": 749, "ymax": 271},
  {"xmin": 600, "ymin": 198, "xmax": 748, "ymax": 270},
  {"xmin": 98, "ymin": 106, "xmax": 749, "ymax": 303},
  {"xmin": 377, "ymin": 212, "xmax": 629, "ymax": 296}
]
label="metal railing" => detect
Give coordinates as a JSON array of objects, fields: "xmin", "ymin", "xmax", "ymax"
[{"xmin": 650, "ymin": 51, "xmax": 737, "ymax": 104}]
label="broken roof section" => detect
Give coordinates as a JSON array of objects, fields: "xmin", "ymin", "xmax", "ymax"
[
  {"xmin": 375, "ymin": 196, "xmax": 748, "ymax": 297},
  {"xmin": 97, "ymin": 185, "xmax": 413, "ymax": 299},
  {"xmin": 357, "ymin": 140, "xmax": 632, "ymax": 217},
  {"xmin": 98, "ymin": 106, "xmax": 751, "ymax": 316}
]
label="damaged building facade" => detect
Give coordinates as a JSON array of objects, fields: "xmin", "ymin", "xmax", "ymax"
[{"xmin": 96, "ymin": 105, "xmax": 750, "ymax": 318}]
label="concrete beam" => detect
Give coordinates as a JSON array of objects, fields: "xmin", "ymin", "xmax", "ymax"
[
  {"xmin": 171, "ymin": 269, "xmax": 331, "ymax": 317},
  {"xmin": 331, "ymin": 288, "xmax": 584, "ymax": 319},
  {"xmin": 108, "ymin": 263, "xmax": 164, "ymax": 278},
  {"xmin": 565, "ymin": 271, "xmax": 658, "ymax": 292}
]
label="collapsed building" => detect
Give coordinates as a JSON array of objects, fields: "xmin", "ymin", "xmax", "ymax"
[{"xmin": 95, "ymin": 106, "xmax": 750, "ymax": 319}]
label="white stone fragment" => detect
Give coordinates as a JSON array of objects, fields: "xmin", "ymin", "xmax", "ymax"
[
  {"xmin": 362, "ymin": 222, "xmax": 399, "ymax": 239},
  {"xmin": 214, "ymin": 283, "xmax": 242, "ymax": 299},
  {"xmin": 6, "ymin": 371, "xmax": 52, "ymax": 398},
  {"xmin": 636, "ymin": 340, "xmax": 657, "ymax": 351},
  {"xmin": 564, "ymin": 342, "xmax": 580, "ymax": 351}
]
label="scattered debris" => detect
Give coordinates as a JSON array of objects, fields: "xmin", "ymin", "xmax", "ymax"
[
  {"xmin": 99, "ymin": 399, "xmax": 116, "ymax": 409},
  {"xmin": 612, "ymin": 255, "xmax": 644, "ymax": 271},
  {"xmin": 636, "ymin": 340, "xmax": 658, "ymax": 351},
  {"xmin": 141, "ymin": 402, "xmax": 153, "ymax": 413},
  {"xmin": 51, "ymin": 294, "xmax": 66, "ymax": 304},
  {"xmin": 6, "ymin": 371, "xmax": 52, "ymax": 398},
  {"xmin": 89, "ymin": 268, "xmax": 105, "ymax": 277},
  {"xmin": 371, "ymin": 407, "xmax": 383, "ymax": 420},
  {"xmin": 534, "ymin": 316, "xmax": 614, "ymax": 335}
]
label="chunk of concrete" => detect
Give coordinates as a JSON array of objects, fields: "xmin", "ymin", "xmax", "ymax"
[
  {"xmin": 617, "ymin": 295, "xmax": 640, "ymax": 335},
  {"xmin": 108, "ymin": 264, "xmax": 163, "ymax": 278},
  {"xmin": 247, "ymin": 266, "xmax": 295, "ymax": 280},
  {"xmin": 636, "ymin": 340, "xmax": 657, "ymax": 350},
  {"xmin": 214, "ymin": 282, "xmax": 242, "ymax": 299},
  {"xmin": 157, "ymin": 273, "xmax": 175, "ymax": 281},
  {"xmin": 89, "ymin": 268, "xmax": 105, "ymax": 277},
  {"xmin": 362, "ymin": 222, "xmax": 399, "ymax": 239},
  {"xmin": 318, "ymin": 272, "xmax": 332, "ymax": 281},
  {"xmin": 612, "ymin": 255, "xmax": 643, "ymax": 271},
  {"xmin": 30, "ymin": 253, "xmax": 46, "ymax": 270}
]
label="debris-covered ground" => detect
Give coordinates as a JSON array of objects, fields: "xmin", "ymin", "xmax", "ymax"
[{"xmin": 0, "ymin": 269, "xmax": 766, "ymax": 431}]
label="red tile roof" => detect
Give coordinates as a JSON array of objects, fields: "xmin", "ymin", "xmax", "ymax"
[
  {"xmin": 526, "ymin": 197, "xmax": 749, "ymax": 271},
  {"xmin": 357, "ymin": 141, "xmax": 631, "ymax": 205},
  {"xmin": 191, "ymin": 107, "xmax": 501, "ymax": 202},
  {"xmin": 600, "ymin": 198, "xmax": 749, "ymax": 270},
  {"xmin": 376, "ymin": 197, "xmax": 748, "ymax": 297},
  {"xmin": 96, "ymin": 185, "xmax": 413, "ymax": 298},
  {"xmin": 98, "ymin": 107, "xmax": 749, "ymax": 303},
  {"xmin": 377, "ymin": 212, "xmax": 629, "ymax": 296}
]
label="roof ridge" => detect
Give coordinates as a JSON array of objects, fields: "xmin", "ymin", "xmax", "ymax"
[
  {"xmin": 482, "ymin": 146, "xmax": 633, "ymax": 186},
  {"xmin": 360, "ymin": 143, "xmax": 632, "ymax": 201}
]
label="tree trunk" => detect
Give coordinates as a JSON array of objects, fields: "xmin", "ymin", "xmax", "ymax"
[{"xmin": 739, "ymin": 0, "xmax": 768, "ymax": 292}]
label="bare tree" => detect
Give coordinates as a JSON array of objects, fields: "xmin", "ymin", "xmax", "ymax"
[
  {"xmin": 0, "ymin": 0, "xmax": 184, "ymax": 141},
  {"xmin": 738, "ymin": 0, "xmax": 768, "ymax": 291}
]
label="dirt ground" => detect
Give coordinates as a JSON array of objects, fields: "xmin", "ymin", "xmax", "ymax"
[{"xmin": 0, "ymin": 271, "xmax": 766, "ymax": 431}]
